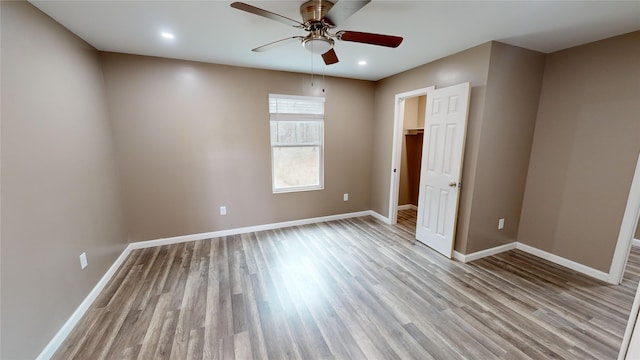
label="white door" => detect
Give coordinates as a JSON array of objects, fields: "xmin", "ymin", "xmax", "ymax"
[{"xmin": 415, "ymin": 82, "xmax": 471, "ymax": 258}]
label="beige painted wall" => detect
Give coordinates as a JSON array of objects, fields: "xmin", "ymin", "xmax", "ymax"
[
  {"xmin": 100, "ymin": 53, "xmax": 375, "ymax": 242},
  {"xmin": 0, "ymin": 2, "xmax": 127, "ymax": 359},
  {"xmin": 404, "ymin": 97, "xmax": 421, "ymax": 129},
  {"xmin": 371, "ymin": 41, "xmax": 545, "ymax": 255},
  {"xmin": 518, "ymin": 31, "xmax": 640, "ymax": 272},
  {"xmin": 418, "ymin": 96, "xmax": 426, "ymax": 129},
  {"xmin": 464, "ymin": 42, "xmax": 546, "ymax": 253},
  {"xmin": 371, "ymin": 42, "xmax": 491, "ymax": 253}
]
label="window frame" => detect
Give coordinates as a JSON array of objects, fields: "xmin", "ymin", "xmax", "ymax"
[{"xmin": 269, "ymin": 94, "xmax": 325, "ymax": 194}]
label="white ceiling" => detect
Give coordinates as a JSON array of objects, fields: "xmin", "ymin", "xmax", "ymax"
[{"xmin": 29, "ymin": 1, "xmax": 640, "ymax": 81}]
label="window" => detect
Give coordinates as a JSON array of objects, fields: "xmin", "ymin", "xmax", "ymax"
[{"xmin": 269, "ymin": 94, "xmax": 324, "ymax": 193}]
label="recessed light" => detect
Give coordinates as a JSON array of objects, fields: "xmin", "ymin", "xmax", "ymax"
[
  {"xmin": 358, "ymin": 60, "xmax": 367, "ymax": 66},
  {"xmin": 161, "ymin": 32, "xmax": 175, "ymax": 39}
]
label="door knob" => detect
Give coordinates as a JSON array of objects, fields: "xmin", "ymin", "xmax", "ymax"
[{"xmin": 448, "ymin": 181, "xmax": 457, "ymax": 188}]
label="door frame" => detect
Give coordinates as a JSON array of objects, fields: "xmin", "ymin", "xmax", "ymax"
[
  {"xmin": 609, "ymin": 152, "xmax": 640, "ymax": 284},
  {"xmin": 388, "ymin": 86, "xmax": 434, "ymax": 225},
  {"xmin": 616, "ymin": 152, "xmax": 640, "ymax": 359}
]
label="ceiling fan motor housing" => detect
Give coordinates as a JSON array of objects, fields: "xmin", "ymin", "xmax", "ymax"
[
  {"xmin": 299, "ymin": 0, "xmax": 336, "ymax": 54},
  {"xmin": 300, "ymin": 0, "xmax": 334, "ymax": 24}
]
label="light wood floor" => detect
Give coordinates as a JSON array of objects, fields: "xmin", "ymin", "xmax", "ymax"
[{"xmin": 54, "ymin": 209, "xmax": 640, "ymax": 359}]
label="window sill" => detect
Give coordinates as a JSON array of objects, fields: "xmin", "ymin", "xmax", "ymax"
[{"xmin": 273, "ymin": 186, "xmax": 324, "ymax": 194}]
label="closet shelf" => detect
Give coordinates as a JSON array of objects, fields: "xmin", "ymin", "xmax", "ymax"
[{"xmin": 404, "ymin": 128, "xmax": 424, "ymax": 135}]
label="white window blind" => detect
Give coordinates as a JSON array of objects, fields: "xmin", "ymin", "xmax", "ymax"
[{"xmin": 270, "ymin": 94, "xmax": 324, "ymax": 115}]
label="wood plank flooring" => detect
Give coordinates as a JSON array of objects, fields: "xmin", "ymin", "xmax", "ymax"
[{"xmin": 54, "ymin": 209, "xmax": 640, "ymax": 359}]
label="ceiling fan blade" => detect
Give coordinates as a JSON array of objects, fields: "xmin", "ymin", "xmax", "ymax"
[
  {"xmin": 323, "ymin": 0, "xmax": 370, "ymax": 26},
  {"xmin": 336, "ymin": 30, "xmax": 403, "ymax": 48},
  {"xmin": 322, "ymin": 48, "xmax": 339, "ymax": 65},
  {"xmin": 252, "ymin": 36, "xmax": 303, "ymax": 52},
  {"xmin": 230, "ymin": 2, "xmax": 304, "ymax": 28}
]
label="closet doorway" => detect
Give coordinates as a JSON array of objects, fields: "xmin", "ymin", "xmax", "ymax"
[
  {"xmin": 388, "ymin": 87, "xmax": 433, "ymax": 225},
  {"xmin": 399, "ymin": 96, "xmax": 426, "ymax": 210}
]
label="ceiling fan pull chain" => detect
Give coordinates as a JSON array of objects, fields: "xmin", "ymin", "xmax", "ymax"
[
  {"xmin": 322, "ymin": 63, "xmax": 325, "ymax": 93},
  {"xmin": 311, "ymin": 52, "xmax": 315, "ymax": 87}
]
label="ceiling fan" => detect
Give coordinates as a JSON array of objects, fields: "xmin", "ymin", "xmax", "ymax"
[{"xmin": 230, "ymin": 0, "xmax": 403, "ymax": 65}]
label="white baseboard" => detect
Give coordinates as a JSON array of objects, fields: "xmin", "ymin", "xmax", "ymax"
[
  {"xmin": 36, "ymin": 210, "xmax": 381, "ymax": 359},
  {"xmin": 453, "ymin": 250, "xmax": 465, "ymax": 262},
  {"xmin": 633, "ymin": 238, "xmax": 640, "ymax": 247},
  {"xmin": 453, "ymin": 241, "xmax": 611, "ymax": 283},
  {"xmin": 130, "ymin": 210, "xmax": 375, "ymax": 250},
  {"xmin": 368, "ymin": 210, "xmax": 390, "ymax": 224},
  {"xmin": 36, "ymin": 245, "xmax": 132, "ymax": 360},
  {"xmin": 454, "ymin": 242, "xmax": 517, "ymax": 263},
  {"xmin": 516, "ymin": 242, "xmax": 610, "ymax": 283},
  {"xmin": 397, "ymin": 204, "xmax": 418, "ymax": 211}
]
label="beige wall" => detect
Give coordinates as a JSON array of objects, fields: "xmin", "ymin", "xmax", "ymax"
[
  {"xmin": 371, "ymin": 41, "xmax": 545, "ymax": 255},
  {"xmin": 464, "ymin": 42, "xmax": 546, "ymax": 253},
  {"xmin": 100, "ymin": 53, "xmax": 375, "ymax": 242},
  {"xmin": 417, "ymin": 96, "xmax": 426, "ymax": 129},
  {"xmin": 518, "ymin": 31, "xmax": 640, "ymax": 272},
  {"xmin": 0, "ymin": 2, "xmax": 127, "ymax": 359},
  {"xmin": 404, "ymin": 96, "xmax": 421, "ymax": 129},
  {"xmin": 371, "ymin": 42, "xmax": 492, "ymax": 253}
]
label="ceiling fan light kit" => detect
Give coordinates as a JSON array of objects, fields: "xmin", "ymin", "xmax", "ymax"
[
  {"xmin": 302, "ymin": 36, "xmax": 334, "ymax": 54},
  {"xmin": 230, "ymin": 0, "xmax": 403, "ymax": 65}
]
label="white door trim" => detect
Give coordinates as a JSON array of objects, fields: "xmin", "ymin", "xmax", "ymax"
[
  {"xmin": 389, "ymin": 86, "xmax": 434, "ymax": 225},
  {"xmin": 609, "ymin": 151, "xmax": 640, "ymax": 284}
]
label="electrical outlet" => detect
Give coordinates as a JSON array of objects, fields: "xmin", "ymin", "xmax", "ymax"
[
  {"xmin": 79, "ymin": 252, "xmax": 88, "ymax": 270},
  {"xmin": 343, "ymin": 193, "xmax": 349, "ymax": 202},
  {"xmin": 498, "ymin": 218, "xmax": 505, "ymax": 230},
  {"xmin": 220, "ymin": 206, "xmax": 227, "ymax": 216}
]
